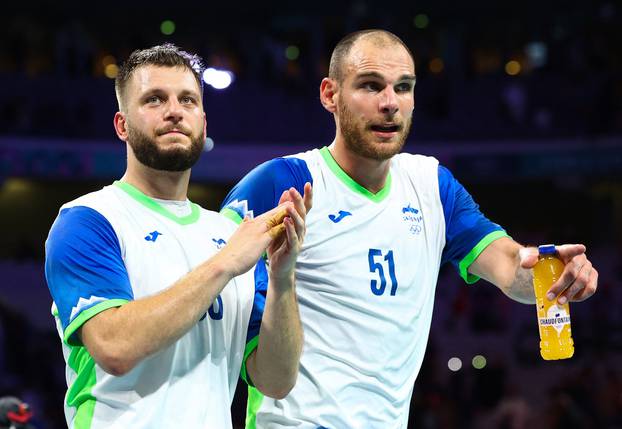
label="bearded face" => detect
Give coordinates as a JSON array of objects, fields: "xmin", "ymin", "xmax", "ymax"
[
  {"xmin": 337, "ymin": 98, "xmax": 411, "ymax": 161},
  {"xmin": 126, "ymin": 121, "xmax": 205, "ymax": 171}
]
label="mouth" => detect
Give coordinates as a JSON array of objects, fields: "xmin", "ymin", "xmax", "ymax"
[
  {"xmin": 370, "ymin": 124, "xmax": 401, "ymax": 133},
  {"xmin": 157, "ymin": 126, "xmax": 190, "ymax": 137},
  {"xmin": 161, "ymin": 130, "xmax": 188, "ymax": 136},
  {"xmin": 369, "ymin": 123, "xmax": 401, "ymax": 139}
]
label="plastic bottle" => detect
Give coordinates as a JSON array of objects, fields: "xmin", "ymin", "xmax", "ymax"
[{"xmin": 532, "ymin": 244, "xmax": 574, "ymax": 360}]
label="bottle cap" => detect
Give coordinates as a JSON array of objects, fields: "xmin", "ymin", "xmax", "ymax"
[{"xmin": 538, "ymin": 244, "xmax": 556, "ymax": 255}]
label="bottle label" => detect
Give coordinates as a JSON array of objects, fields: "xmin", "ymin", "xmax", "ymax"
[{"xmin": 539, "ymin": 304, "xmax": 570, "ymax": 334}]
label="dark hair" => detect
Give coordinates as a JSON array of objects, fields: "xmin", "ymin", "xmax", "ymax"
[
  {"xmin": 328, "ymin": 29, "xmax": 414, "ymax": 83},
  {"xmin": 115, "ymin": 43, "xmax": 204, "ymax": 109}
]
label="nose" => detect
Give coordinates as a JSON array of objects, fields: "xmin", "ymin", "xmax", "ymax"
[
  {"xmin": 379, "ymin": 87, "xmax": 399, "ymax": 116},
  {"xmin": 164, "ymin": 98, "xmax": 184, "ymax": 123}
]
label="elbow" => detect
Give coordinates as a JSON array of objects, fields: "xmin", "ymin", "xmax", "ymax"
[
  {"xmin": 99, "ymin": 357, "xmax": 135, "ymax": 377},
  {"xmin": 91, "ymin": 345, "xmax": 138, "ymax": 376},
  {"xmin": 256, "ymin": 372, "xmax": 298, "ymax": 399}
]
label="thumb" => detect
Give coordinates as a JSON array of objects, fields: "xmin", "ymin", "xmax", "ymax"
[{"xmin": 519, "ymin": 247, "xmax": 539, "ymax": 269}]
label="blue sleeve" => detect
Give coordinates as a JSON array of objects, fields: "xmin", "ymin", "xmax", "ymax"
[
  {"xmin": 45, "ymin": 206, "xmax": 133, "ymax": 345},
  {"xmin": 246, "ymin": 260, "xmax": 268, "ymax": 343},
  {"xmin": 438, "ymin": 165, "xmax": 509, "ymax": 283},
  {"xmin": 220, "ymin": 157, "xmax": 313, "ymax": 223},
  {"xmin": 240, "ymin": 259, "xmax": 268, "ymax": 386}
]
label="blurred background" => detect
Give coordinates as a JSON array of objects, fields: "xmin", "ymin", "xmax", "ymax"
[{"xmin": 0, "ymin": 0, "xmax": 621, "ymax": 428}]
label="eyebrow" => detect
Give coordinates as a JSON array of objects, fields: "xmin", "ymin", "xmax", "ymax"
[
  {"xmin": 140, "ymin": 88, "xmax": 201, "ymax": 99},
  {"xmin": 355, "ymin": 71, "xmax": 417, "ymax": 82}
]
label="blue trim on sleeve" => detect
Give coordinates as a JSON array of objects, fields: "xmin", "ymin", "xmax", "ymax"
[
  {"xmin": 246, "ymin": 260, "xmax": 268, "ymax": 343},
  {"xmin": 438, "ymin": 165, "xmax": 505, "ymax": 270},
  {"xmin": 45, "ymin": 206, "xmax": 133, "ymax": 343},
  {"xmin": 220, "ymin": 157, "xmax": 313, "ymax": 218}
]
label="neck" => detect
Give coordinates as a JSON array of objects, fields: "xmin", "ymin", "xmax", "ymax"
[
  {"xmin": 329, "ymin": 138, "xmax": 391, "ymax": 194},
  {"xmin": 122, "ymin": 149, "xmax": 191, "ymax": 201}
]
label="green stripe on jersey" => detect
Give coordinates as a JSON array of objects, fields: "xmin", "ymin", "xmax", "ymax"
[
  {"xmin": 243, "ymin": 336, "xmax": 263, "ymax": 429},
  {"xmin": 240, "ymin": 335, "xmax": 259, "ymax": 386},
  {"xmin": 64, "ymin": 299, "xmax": 129, "ymax": 346},
  {"xmin": 220, "ymin": 207, "xmax": 243, "ymax": 224},
  {"xmin": 246, "ymin": 386, "xmax": 265, "ymax": 429},
  {"xmin": 459, "ymin": 230, "xmax": 510, "ymax": 283},
  {"xmin": 319, "ymin": 147, "xmax": 392, "ymax": 202},
  {"xmin": 113, "ymin": 181, "xmax": 200, "ymax": 225},
  {"xmin": 66, "ymin": 346, "xmax": 97, "ymax": 429}
]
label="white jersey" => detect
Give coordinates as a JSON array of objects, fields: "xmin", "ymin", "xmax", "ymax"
[
  {"xmin": 45, "ymin": 182, "xmax": 267, "ymax": 429},
  {"xmin": 221, "ymin": 146, "xmax": 506, "ymax": 428}
]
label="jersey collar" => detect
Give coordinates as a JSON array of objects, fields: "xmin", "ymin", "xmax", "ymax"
[
  {"xmin": 319, "ymin": 146, "xmax": 392, "ymax": 203},
  {"xmin": 113, "ymin": 181, "xmax": 200, "ymax": 225}
]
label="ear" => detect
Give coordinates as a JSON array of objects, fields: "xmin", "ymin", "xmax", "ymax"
[
  {"xmin": 320, "ymin": 78, "xmax": 338, "ymax": 114},
  {"xmin": 113, "ymin": 112, "xmax": 129, "ymax": 142}
]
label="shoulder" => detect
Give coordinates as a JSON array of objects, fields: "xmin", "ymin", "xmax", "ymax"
[
  {"xmin": 198, "ymin": 206, "xmax": 239, "ymax": 233},
  {"xmin": 391, "ymin": 152, "xmax": 440, "ymax": 174},
  {"xmin": 58, "ymin": 185, "xmax": 129, "ymax": 225},
  {"xmin": 250, "ymin": 152, "xmax": 316, "ymax": 181}
]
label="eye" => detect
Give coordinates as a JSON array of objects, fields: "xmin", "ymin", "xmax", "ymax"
[
  {"xmin": 395, "ymin": 82, "xmax": 413, "ymax": 93},
  {"xmin": 360, "ymin": 81, "xmax": 383, "ymax": 92},
  {"xmin": 145, "ymin": 95, "xmax": 162, "ymax": 104},
  {"xmin": 180, "ymin": 95, "xmax": 196, "ymax": 104}
]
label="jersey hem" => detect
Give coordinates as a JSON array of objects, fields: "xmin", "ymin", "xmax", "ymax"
[
  {"xmin": 459, "ymin": 230, "xmax": 510, "ymax": 284},
  {"xmin": 64, "ymin": 299, "xmax": 130, "ymax": 345}
]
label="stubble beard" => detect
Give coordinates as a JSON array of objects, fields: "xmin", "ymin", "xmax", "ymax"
[
  {"xmin": 126, "ymin": 123, "xmax": 205, "ymax": 172},
  {"xmin": 337, "ymin": 101, "xmax": 411, "ymax": 161}
]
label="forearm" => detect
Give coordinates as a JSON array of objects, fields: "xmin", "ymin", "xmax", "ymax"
[
  {"xmin": 500, "ymin": 261, "xmax": 535, "ymax": 304},
  {"xmin": 80, "ymin": 257, "xmax": 233, "ymax": 375},
  {"xmin": 247, "ymin": 274, "xmax": 302, "ymax": 399},
  {"xmin": 469, "ymin": 237, "xmax": 536, "ymax": 304}
]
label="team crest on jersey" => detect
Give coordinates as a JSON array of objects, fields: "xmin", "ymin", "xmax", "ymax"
[
  {"xmin": 402, "ymin": 203, "xmax": 423, "ymax": 235},
  {"xmin": 224, "ymin": 199, "xmax": 254, "ymax": 220}
]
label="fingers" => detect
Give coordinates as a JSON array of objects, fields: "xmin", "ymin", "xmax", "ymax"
[
  {"xmin": 519, "ymin": 247, "xmax": 539, "ymax": 269},
  {"xmin": 547, "ymin": 252, "xmax": 598, "ymax": 304},
  {"xmin": 277, "ymin": 190, "xmax": 290, "ymax": 205},
  {"xmin": 548, "ymin": 252, "xmax": 587, "ymax": 297},
  {"xmin": 258, "ymin": 203, "xmax": 291, "ymax": 239},
  {"xmin": 572, "ymin": 268, "xmax": 598, "ymax": 302},
  {"xmin": 265, "ymin": 208, "xmax": 288, "ymax": 231},
  {"xmin": 276, "ymin": 183, "xmax": 313, "ymax": 216},
  {"xmin": 555, "ymin": 244, "xmax": 587, "ymax": 264},
  {"xmin": 553, "ymin": 258, "xmax": 590, "ymax": 304},
  {"xmin": 268, "ymin": 223, "xmax": 286, "ymax": 239},
  {"xmin": 303, "ymin": 182, "xmax": 313, "ymax": 213},
  {"xmin": 284, "ymin": 199, "xmax": 305, "ymax": 242},
  {"xmin": 283, "ymin": 216, "xmax": 300, "ymax": 251}
]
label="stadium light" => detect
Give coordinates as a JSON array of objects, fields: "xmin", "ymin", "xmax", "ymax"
[{"xmin": 202, "ymin": 67, "xmax": 234, "ymax": 90}]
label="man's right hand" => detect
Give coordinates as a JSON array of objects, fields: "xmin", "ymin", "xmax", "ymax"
[{"xmin": 214, "ymin": 203, "xmax": 295, "ymax": 278}]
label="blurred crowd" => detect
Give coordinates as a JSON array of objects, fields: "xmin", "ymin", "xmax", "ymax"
[{"xmin": 1, "ymin": 0, "xmax": 621, "ymax": 142}]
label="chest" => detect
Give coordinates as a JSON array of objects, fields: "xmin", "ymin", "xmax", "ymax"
[
  {"xmin": 297, "ymin": 174, "xmax": 445, "ymax": 304},
  {"xmin": 112, "ymin": 212, "xmax": 231, "ymax": 298}
]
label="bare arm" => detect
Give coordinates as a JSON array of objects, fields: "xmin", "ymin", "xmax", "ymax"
[
  {"xmin": 79, "ymin": 203, "xmax": 294, "ymax": 376},
  {"xmin": 469, "ymin": 237, "xmax": 598, "ymax": 305},
  {"xmin": 246, "ymin": 184, "xmax": 312, "ymax": 398}
]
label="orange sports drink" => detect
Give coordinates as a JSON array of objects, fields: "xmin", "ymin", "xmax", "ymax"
[{"xmin": 532, "ymin": 244, "xmax": 574, "ymax": 360}]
